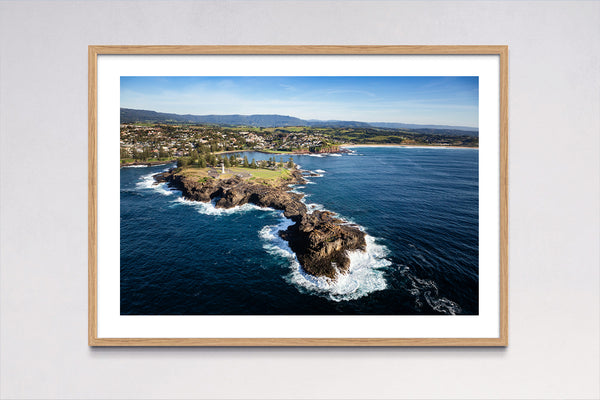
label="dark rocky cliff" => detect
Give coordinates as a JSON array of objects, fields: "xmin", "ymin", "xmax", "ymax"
[{"xmin": 154, "ymin": 169, "xmax": 366, "ymax": 279}]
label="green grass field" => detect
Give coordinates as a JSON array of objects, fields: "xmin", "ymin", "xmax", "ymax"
[
  {"xmin": 233, "ymin": 167, "xmax": 291, "ymax": 180},
  {"xmin": 181, "ymin": 166, "xmax": 292, "ymax": 185}
]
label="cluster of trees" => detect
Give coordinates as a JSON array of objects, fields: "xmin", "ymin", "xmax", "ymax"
[
  {"xmin": 176, "ymin": 153, "xmax": 295, "ymax": 170},
  {"xmin": 247, "ymin": 156, "xmax": 294, "ymax": 170},
  {"xmin": 121, "ymin": 146, "xmax": 173, "ymax": 161},
  {"xmin": 177, "ymin": 153, "xmax": 238, "ymax": 169},
  {"xmin": 308, "ymin": 144, "xmax": 340, "ymax": 153}
]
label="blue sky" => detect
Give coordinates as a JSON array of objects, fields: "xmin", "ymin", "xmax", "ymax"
[{"xmin": 121, "ymin": 76, "xmax": 478, "ymax": 127}]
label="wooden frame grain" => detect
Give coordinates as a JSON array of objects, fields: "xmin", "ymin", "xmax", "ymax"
[{"xmin": 89, "ymin": 45, "xmax": 508, "ymax": 347}]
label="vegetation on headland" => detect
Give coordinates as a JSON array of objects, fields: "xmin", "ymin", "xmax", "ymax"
[
  {"xmin": 120, "ymin": 121, "xmax": 478, "ymax": 166},
  {"xmin": 170, "ymin": 150, "xmax": 296, "ymax": 186},
  {"xmin": 178, "ymin": 165, "xmax": 294, "ymax": 187}
]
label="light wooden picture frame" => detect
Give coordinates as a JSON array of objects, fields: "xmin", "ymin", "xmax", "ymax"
[{"xmin": 89, "ymin": 45, "xmax": 508, "ymax": 346}]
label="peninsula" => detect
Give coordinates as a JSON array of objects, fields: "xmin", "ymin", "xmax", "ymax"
[{"xmin": 154, "ymin": 164, "xmax": 366, "ymax": 280}]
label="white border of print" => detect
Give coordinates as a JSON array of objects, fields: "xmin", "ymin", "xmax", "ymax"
[{"xmin": 97, "ymin": 54, "xmax": 499, "ymax": 338}]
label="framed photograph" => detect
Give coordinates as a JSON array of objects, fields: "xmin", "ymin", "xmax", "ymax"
[{"xmin": 89, "ymin": 45, "xmax": 508, "ymax": 346}]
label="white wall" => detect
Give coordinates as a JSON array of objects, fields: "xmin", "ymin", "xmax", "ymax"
[{"xmin": 1, "ymin": 1, "xmax": 598, "ymax": 399}]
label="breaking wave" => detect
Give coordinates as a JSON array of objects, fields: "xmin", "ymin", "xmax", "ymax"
[
  {"xmin": 172, "ymin": 197, "xmax": 275, "ymax": 216},
  {"xmin": 306, "ymin": 203, "xmax": 325, "ymax": 212},
  {"xmin": 136, "ymin": 172, "xmax": 177, "ymax": 196},
  {"xmin": 259, "ymin": 215, "xmax": 390, "ymax": 302},
  {"xmin": 295, "ymin": 189, "xmax": 325, "ymax": 214},
  {"xmin": 258, "ymin": 216, "xmax": 296, "ymax": 259},
  {"xmin": 287, "ymin": 184, "xmax": 307, "ymax": 195},
  {"xmin": 399, "ymin": 266, "xmax": 462, "ymax": 315}
]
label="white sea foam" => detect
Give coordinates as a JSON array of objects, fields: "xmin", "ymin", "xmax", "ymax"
[
  {"xmin": 287, "ymin": 185, "xmax": 306, "ymax": 195},
  {"xmin": 314, "ymin": 169, "xmax": 326, "ymax": 173},
  {"xmin": 258, "ymin": 216, "xmax": 296, "ymax": 259},
  {"xmin": 328, "ymin": 153, "xmax": 342, "ymax": 157},
  {"xmin": 136, "ymin": 172, "xmax": 177, "ymax": 196},
  {"xmin": 156, "ymin": 184, "xmax": 178, "ymax": 196},
  {"xmin": 300, "ymin": 169, "xmax": 323, "ymax": 178},
  {"xmin": 173, "ymin": 197, "xmax": 274, "ymax": 216},
  {"xmin": 400, "ymin": 267, "xmax": 462, "ymax": 315},
  {"xmin": 136, "ymin": 172, "xmax": 157, "ymax": 189},
  {"xmin": 259, "ymin": 214, "xmax": 390, "ymax": 302},
  {"xmin": 308, "ymin": 154, "xmax": 324, "ymax": 158},
  {"xmin": 296, "ymin": 192, "xmax": 321, "ymax": 213},
  {"xmin": 306, "ymin": 203, "xmax": 325, "ymax": 212},
  {"xmin": 122, "ymin": 164, "xmax": 148, "ymax": 168},
  {"xmin": 424, "ymin": 292, "xmax": 461, "ymax": 315},
  {"xmin": 288, "ymin": 235, "xmax": 390, "ymax": 302}
]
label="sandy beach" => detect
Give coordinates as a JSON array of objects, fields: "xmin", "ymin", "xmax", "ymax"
[{"xmin": 341, "ymin": 144, "xmax": 478, "ymax": 150}]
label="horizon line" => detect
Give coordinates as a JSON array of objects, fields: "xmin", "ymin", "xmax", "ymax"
[{"xmin": 120, "ymin": 107, "xmax": 479, "ymax": 130}]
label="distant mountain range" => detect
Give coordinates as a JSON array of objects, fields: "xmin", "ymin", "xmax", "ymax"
[{"xmin": 120, "ymin": 108, "xmax": 478, "ymax": 135}]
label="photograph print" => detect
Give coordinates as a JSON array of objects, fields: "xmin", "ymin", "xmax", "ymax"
[{"xmin": 119, "ymin": 75, "xmax": 480, "ymax": 316}]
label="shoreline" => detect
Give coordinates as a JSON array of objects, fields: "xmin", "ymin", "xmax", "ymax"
[
  {"xmin": 120, "ymin": 159, "xmax": 176, "ymax": 167},
  {"xmin": 213, "ymin": 149, "xmax": 334, "ymax": 156},
  {"xmin": 121, "ymin": 144, "xmax": 477, "ymax": 167},
  {"xmin": 341, "ymin": 144, "xmax": 478, "ymax": 150},
  {"xmin": 218, "ymin": 145, "xmax": 478, "ymax": 154}
]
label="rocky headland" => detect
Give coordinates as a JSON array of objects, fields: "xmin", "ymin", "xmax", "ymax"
[{"xmin": 154, "ymin": 168, "xmax": 366, "ymax": 280}]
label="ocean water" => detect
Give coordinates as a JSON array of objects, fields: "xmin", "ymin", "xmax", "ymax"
[{"xmin": 121, "ymin": 147, "xmax": 478, "ymax": 315}]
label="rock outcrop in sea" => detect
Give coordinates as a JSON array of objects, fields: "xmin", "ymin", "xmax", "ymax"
[{"xmin": 154, "ymin": 168, "xmax": 366, "ymax": 280}]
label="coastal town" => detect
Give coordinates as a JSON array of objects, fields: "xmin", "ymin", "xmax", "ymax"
[
  {"xmin": 120, "ymin": 122, "xmax": 477, "ymax": 164},
  {"xmin": 120, "ymin": 123, "xmax": 341, "ymax": 163}
]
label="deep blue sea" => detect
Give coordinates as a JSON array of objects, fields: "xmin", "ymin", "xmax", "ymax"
[{"xmin": 120, "ymin": 147, "xmax": 478, "ymax": 315}]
